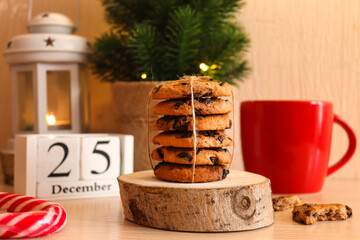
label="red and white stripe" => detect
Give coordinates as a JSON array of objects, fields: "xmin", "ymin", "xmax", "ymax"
[{"xmin": 0, "ymin": 192, "xmax": 67, "ymax": 238}]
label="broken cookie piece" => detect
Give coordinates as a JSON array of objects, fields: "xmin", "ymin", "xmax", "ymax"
[
  {"xmin": 273, "ymin": 195, "xmax": 304, "ymax": 211},
  {"xmin": 292, "ymin": 203, "xmax": 352, "ymax": 225}
]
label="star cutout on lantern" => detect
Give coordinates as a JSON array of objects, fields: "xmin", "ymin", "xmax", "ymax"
[
  {"xmin": 7, "ymin": 41, "xmax": 12, "ymax": 49},
  {"xmin": 44, "ymin": 37, "xmax": 55, "ymax": 47},
  {"xmin": 42, "ymin": 13, "xmax": 49, "ymax": 18}
]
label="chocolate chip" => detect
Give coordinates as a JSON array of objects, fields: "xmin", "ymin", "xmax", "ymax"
[
  {"xmin": 176, "ymin": 122, "xmax": 190, "ymax": 131},
  {"xmin": 222, "ymin": 169, "xmax": 230, "ymax": 179},
  {"xmin": 225, "ymin": 100, "xmax": 230, "ymax": 104},
  {"xmin": 218, "ymin": 135, "xmax": 224, "ymax": 143},
  {"xmin": 201, "ymin": 131, "xmax": 217, "ymax": 137},
  {"xmin": 172, "ymin": 116, "xmax": 189, "ymax": 131},
  {"xmin": 154, "ymin": 162, "xmax": 165, "ymax": 170},
  {"xmin": 201, "ymin": 93, "xmax": 211, "ymax": 98},
  {"xmin": 300, "ymin": 220, "xmax": 306, "ymax": 224},
  {"xmin": 180, "ymin": 82, "xmax": 189, "ymax": 85},
  {"xmin": 346, "ymin": 206, "xmax": 352, "ymax": 217},
  {"xmin": 312, "ymin": 213, "xmax": 316, "ymax": 217},
  {"xmin": 305, "ymin": 211, "xmax": 311, "ymax": 216},
  {"xmin": 205, "ymin": 98, "xmax": 212, "ymax": 104},
  {"xmin": 210, "ymin": 157, "xmax": 217, "ymax": 164},
  {"xmin": 219, "ymin": 81, "xmax": 226, "ymax": 86},
  {"xmin": 194, "ymin": 109, "xmax": 201, "ymax": 115},
  {"xmin": 229, "ymin": 119, "xmax": 232, "ymax": 128},
  {"xmin": 162, "ymin": 115, "xmax": 176, "ymax": 122},
  {"xmin": 174, "ymin": 101, "xmax": 185, "ymax": 109},
  {"xmin": 180, "ymin": 132, "xmax": 193, "ymax": 138},
  {"xmin": 177, "ymin": 152, "xmax": 191, "ymax": 161},
  {"xmin": 293, "ymin": 211, "xmax": 299, "ymax": 216},
  {"xmin": 153, "ymin": 85, "xmax": 162, "ymax": 94},
  {"xmin": 213, "ymin": 148, "xmax": 227, "ymax": 152},
  {"xmin": 157, "ymin": 148, "xmax": 164, "ymax": 159},
  {"xmin": 198, "ymin": 98, "xmax": 212, "ymax": 104}
]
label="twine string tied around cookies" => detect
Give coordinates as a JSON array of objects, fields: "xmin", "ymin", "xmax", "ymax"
[{"xmin": 189, "ymin": 77, "xmax": 198, "ymax": 183}]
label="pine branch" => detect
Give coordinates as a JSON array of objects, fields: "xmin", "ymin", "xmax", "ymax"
[
  {"xmin": 147, "ymin": 0, "xmax": 178, "ymax": 33},
  {"xmin": 101, "ymin": 0, "xmax": 153, "ymax": 32},
  {"xmin": 90, "ymin": 31, "xmax": 138, "ymax": 82},
  {"xmin": 129, "ymin": 23, "xmax": 164, "ymax": 80},
  {"xmin": 199, "ymin": 22, "xmax": 250, "ymax": 81},
  {"xmin": 164, "ymin": 5, "xmax": 202, "ymax": 79}
]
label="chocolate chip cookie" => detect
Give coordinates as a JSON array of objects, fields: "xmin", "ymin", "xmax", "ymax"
[
  {"xmin": 153, "ymin": 98, "xmax": 233, "ymax": 116},
  {"xmin": 153, "ymin": 114, "xmax": 232, "ymax": 131},
  {"xmin": 152, "ymin": 130, "xmax": 233, "ymax": 148},
  {"xmin": 152, "ymin": 147, "xmax": 232, "ymax": 165},
  {"xmin": 154, "ymin": 162, "xmax": 230, "ymax": 183},
  {"xmin": 151, "ymin": 76, "xmax": 232, "ymax": 99},
  {"xmin": 292, "ymin": 203, "xmax": 353, "ymax": 225}
]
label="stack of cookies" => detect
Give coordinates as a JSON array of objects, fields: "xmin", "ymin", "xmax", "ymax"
[{"xmin": 150, "ymin": 76, "xmax": 234, "ymax": 183}]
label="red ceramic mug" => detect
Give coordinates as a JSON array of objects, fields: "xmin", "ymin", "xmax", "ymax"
[{"xmin": 241, "ymin": 100, "xmax": 356, "ymax": 193}]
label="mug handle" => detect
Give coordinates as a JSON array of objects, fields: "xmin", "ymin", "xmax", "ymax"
[{"xmin": 327, "ymin": 114, "xmax": 357, "ymax": 176}]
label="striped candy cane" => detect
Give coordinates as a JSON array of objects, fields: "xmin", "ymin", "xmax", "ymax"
[{"xmin": 0, "ymin": 192, "xmax": 67, "ymax": 238}]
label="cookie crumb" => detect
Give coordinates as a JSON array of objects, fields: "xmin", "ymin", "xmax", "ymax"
[
  {"xmin": 292, "ymin": 203, "xmax": 352, "ymax": 225},
  {"xmin": 273, "ymin": 195, "xmax": 304, "ymax": 211}
]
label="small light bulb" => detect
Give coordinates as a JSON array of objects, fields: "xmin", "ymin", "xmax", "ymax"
[
  {"xmin": 141, "ymin": 73, "xmax": 147, "ymax": 79},
  {"xmin": 199, "ymin": 63, "xmax": 209, "ymax": 71},
  {"xmin": 210, "ymin": 64, "xmax": 217, "ymax": 69}
]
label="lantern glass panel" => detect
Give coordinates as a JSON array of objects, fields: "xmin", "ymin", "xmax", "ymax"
[
  {"xmin": 80, "ymin": 65, "xmax": 89, "ymax": 132},
  {"xmin": 17, "ymin": 71, "xmax": 34, "ymax": 131},
  {"xmin": 46, "ymin": 70, "xmax": 71, "ymax": 130}
]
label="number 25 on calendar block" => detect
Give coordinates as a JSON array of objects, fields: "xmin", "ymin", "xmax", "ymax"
[{"xmin": 14, "ymin": 134, "xmax": 133, "ymax": 200}]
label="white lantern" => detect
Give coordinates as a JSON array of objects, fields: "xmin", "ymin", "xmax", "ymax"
[{"xmin": 4, "ymin": 11, "xmax": 89, "ymax": 134}]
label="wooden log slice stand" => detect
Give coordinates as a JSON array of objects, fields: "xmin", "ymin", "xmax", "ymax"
[{"xmin": 118, "ymin": 170, "xmax": 274, "ymax": 232}]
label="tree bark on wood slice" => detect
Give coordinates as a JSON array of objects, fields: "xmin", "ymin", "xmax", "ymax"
[{"xmin": 118, "ymin": 170, "xmax": 274, "ymax": 232}]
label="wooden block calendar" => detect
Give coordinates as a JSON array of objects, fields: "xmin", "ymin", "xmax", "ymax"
[{"xmin": 14, "ymin": 134, "xmax": 134, "ymax": 200}]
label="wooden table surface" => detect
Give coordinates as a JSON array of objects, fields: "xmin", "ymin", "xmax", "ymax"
[{"xmin": 15, "ymin": 178, "xmax": 360, "ymax": 240}]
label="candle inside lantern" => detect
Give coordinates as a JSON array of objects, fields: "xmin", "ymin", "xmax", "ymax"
[
  {"xmin": 46, "ymin": 114, "xmax": 56, "ymax": 126},
  {"xmin": 46, "ymin": 112, "xmax": 71, "ymax": 131},
  {"xmin": 46, "ymin": 71, "xmax": 72, "ymax": 131}
]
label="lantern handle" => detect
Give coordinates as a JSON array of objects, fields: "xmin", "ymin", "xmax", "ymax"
[{"xmin": 27, "ymin": 0, "xmax": 81, "ymax": 31}]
